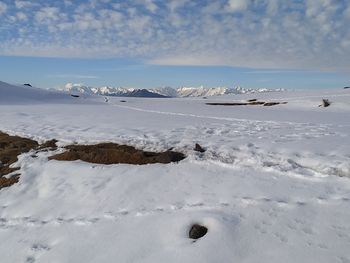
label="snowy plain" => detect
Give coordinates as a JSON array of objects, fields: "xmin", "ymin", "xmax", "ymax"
[{"xmin": 0, "ymin": 81, "xmax": 350, "ymax": 263}]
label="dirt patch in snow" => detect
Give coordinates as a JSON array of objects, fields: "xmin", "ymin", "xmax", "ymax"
[
  {"xmin": 38, "ymin": 139, "xmax": 58, "ymax": 151},
  {"xmin": 206, "ymin": 101, "xmax": 287, "ymax": 106},
  {"xmin": 49, "ymin": 143, "xmax": 186, "ymax": 165},
  {"xmin": 0, "ymin": 131, "xmax": 39, "ymax": 189},
  {"xmin": 0, "ymin": 131, "xmax": 185, "ymax": 189}
]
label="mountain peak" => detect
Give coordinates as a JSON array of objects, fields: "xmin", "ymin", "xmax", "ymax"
[{"xmin": 58, "ymin": 84, "xmax": 285, "ymax": 98}]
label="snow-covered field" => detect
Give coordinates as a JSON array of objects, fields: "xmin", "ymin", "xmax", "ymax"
[{"xmin": 1, "ymin": 81, "xmax": 350, "ymax": 262}]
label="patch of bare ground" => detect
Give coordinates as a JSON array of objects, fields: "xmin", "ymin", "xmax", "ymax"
[
  {"xmin": 206, "ymin": 100, "xmax": 287, "ymax": 106},
  {"xmin": 0, "ymin": 131, "xmax": 185, "ymax": 189},
  {"xmin": 49, "ymin": 143, "xmax": 186, "ymax": 165},
  {"xmin": 38, "ymin": 139, "xmax": 58, "ymax": 151},
  {"xmin": 0, "ymin": 131, "xmax": 39, "ymax": 190},
  {"xmin": 319, "ymin": 99, "xmax": 331, "ymax": 107}
]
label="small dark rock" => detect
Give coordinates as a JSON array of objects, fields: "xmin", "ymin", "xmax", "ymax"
[
  {"xmin": 194, "ymin": 143, "xmax": 206, "ymax": 153},
  {"xmin": 248, "ymin": 101, "xmax": 265, "ymax": 105},
  {"xmin": 344, "ymin": 87, "xmax": 350, "ymax": 89},
  {"xmin": 319, "ymin": 99, "xmax": 331, "ymax": 107},
  {"xmin": 23, "ymin": 83, "xmax": 32, "ymax": 87},
  {"xmin": 38, "ymin": 139, "xmax": 58, "ymax": 151},
  {"xmin": 71, "ymin": 94, "xmax": 80, "ymax": 98},
  {"xmin": 263, "ymin": 102, "xmax": 280, "ymax": 106},
  {"xmin": 120, "ymin": 100, "xmax": 127, "ymax": 103},
  {"xmin": 189, "ymin": 224, "xmax": 208, "ymax": 239},
  {"xmin": 247, "ymin": 99, "xmax": 257, "ymax": 102}
]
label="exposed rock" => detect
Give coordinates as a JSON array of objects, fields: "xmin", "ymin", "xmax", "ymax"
[
  {"xmin": 344, "ymin": 87, "xmax": 350, "ymax": 89},
  {"xmin": 189, "ymin": 224, "xmax": 208, "ymax": 239},
  {"xmin": 249, "ymin": 101, "xmax": 265, "ymax": 105},
  {"xmin": 116, "ymin": 89, "xmax": 168, "ymax": 98},
  {"xmin": 70, "ymin": 94, "xmax": 80, "ymax": 98},
  {"xmin": 247, "ymin": 99, "xmax": 257, "ymax": 102},
  {"xmin": 0, "ymin": 130, "xmax": 186, "ymax": 190},
  {"xmin": 38, "ymin": 139, "xmax": 58, "ymax": 151},
  {"xmin": 23, "ymin": 83, "xmax": 32, "ymax": 87},
  {"xmin": 206, "ymin": 102, "xmax": 248, "ymax": 106},
  {"xmin": 263, "ymin": 102, "xmax": 281, "ymax": 106},
  {"xmin": 120, "ymin": 100, "xmax": 127, "ymax": 102},
  {"xmin": 49, "ymin": 143, "xmax": 186, "ymax": 165},
  {"xmin": 0, "ymin": 131, "xmax": 39, "ymax": 189},
  {"xmin": 194, "ymin": 143, "xmax": 206, "ymax": 153},
  {"xmin": 0, "ymin": 174, "xmax": 20, "ymax": 190},
  {"xmin": 206, "ymin": 101, "xmax": 287, "ymax": 106},
  {"xmin": 319, "ymin": 99, "xmax": 331, "ymax": 107}
]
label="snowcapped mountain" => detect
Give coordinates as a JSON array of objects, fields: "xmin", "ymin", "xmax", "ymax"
[
  {"xmin": 59, "ymin": 83, "xmax": 285, "ymax": 98},
  {"xmin": 176, "ymin": 86, "xmax": 234, "ymax": 97},
  {"xmin": 59, "ymin": 83, "xmax": 166, "ymax": 98},
  {"xmin": 60, "ymin": 83, "xmax": 96, "ymax": 95},
  {"xmin": 149, "ymin": 86, "xmax": 178, "ymax": 97}
]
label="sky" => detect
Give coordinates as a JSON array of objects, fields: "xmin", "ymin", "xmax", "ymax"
[{"xmin": 0, "ymin": 0, "xmax": 349, "ymax": 89}]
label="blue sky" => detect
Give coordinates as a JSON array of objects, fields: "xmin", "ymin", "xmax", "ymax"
[{"xmin": 0, "ymin": 0, "xmax": 349, "ymax": 89}]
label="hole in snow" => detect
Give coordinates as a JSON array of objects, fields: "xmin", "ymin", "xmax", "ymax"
[{"xmin": 189, "ymin": 224, "xmax": 208, "ymax": 240}]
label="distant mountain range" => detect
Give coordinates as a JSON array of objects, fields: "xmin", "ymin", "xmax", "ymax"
[{"xmin": 59, "ymin": 83, "xmax": 285, "ymax": 98}]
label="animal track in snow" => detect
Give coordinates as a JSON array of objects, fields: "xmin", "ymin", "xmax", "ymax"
[{"xmin": 0, "ymin": 196, "xmax": 348, "ymax": 230}]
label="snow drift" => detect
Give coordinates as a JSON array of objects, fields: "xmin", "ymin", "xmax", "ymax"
[{"xmin": 0, "ymin": 81, "xmax": 90, "ymax": 104}]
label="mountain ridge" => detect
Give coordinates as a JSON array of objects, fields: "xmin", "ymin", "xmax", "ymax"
[{"xmin": 59, "ymin": 83, "xmax": 285, "ymax": 98}]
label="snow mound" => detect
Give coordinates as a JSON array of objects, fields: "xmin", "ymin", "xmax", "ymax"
[{"xmin": 0, "ymin": 81, "xmax": 91, "ymax": 104}]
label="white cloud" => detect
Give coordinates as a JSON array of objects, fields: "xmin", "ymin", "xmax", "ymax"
[
  {"xmin": 0, "ymin": 1, "xmax": 349, "ymax": 72},
  {"xmin": 142, "ymin": 0, "xmax": 158, "ymax": 13},
  {"xmin": 265, "ymin": 0, "xmax": 279, "ymax": 15},
  {"xmin": 15, "ymin": 0, "xmax": 33, "ymax": 9},
  {"xmin": 0, "ymin": 2, "xmax": 7, "ymax": 15},
  {"xmin": 63, "ymin": 0, "xmax": 73, "ymax": 6},
  {"xmin": 35, "ymin": 7, "xmax": 61, "ymax": 23},
  {"xmin": 167, "ymin": 0, "xmax": 189, "ymax": 12},
  {"xmin": 16, "ymin": 12, "xmax": 27, "ymax": 21},
  {"xmin": 345, "ymin": 5, "xmax": 350, "ymax": 18},
  {"xmin": 227, "ymin": 0, "xmax": 249, "ymax": 12}
]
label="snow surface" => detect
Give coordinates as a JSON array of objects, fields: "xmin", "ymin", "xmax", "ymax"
[
  {"xmin": 0, "ymin": 81, "xmax": 91, "ymax": 104},
  {"xmin": 1, "ymin": 81, "xmax": 350, "ymax": 262}
]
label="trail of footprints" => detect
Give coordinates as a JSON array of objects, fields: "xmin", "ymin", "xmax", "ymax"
[
  {"xmin": 1, "ymin": 196, "xmax": 349, "ymax": 230},
  {"xmin": 0, "ymin": 198, "xmax": 348, "ymax": 262}
]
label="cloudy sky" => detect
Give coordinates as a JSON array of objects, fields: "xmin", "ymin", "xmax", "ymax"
[{"xmin": 0, "ymin": 0, "xmax": 349, "ymax": 89}]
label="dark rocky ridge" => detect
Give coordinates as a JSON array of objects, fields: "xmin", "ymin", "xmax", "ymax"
[{"xmin": 111, "ymin": 89, "xmax": 168, "ymax": 98}]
